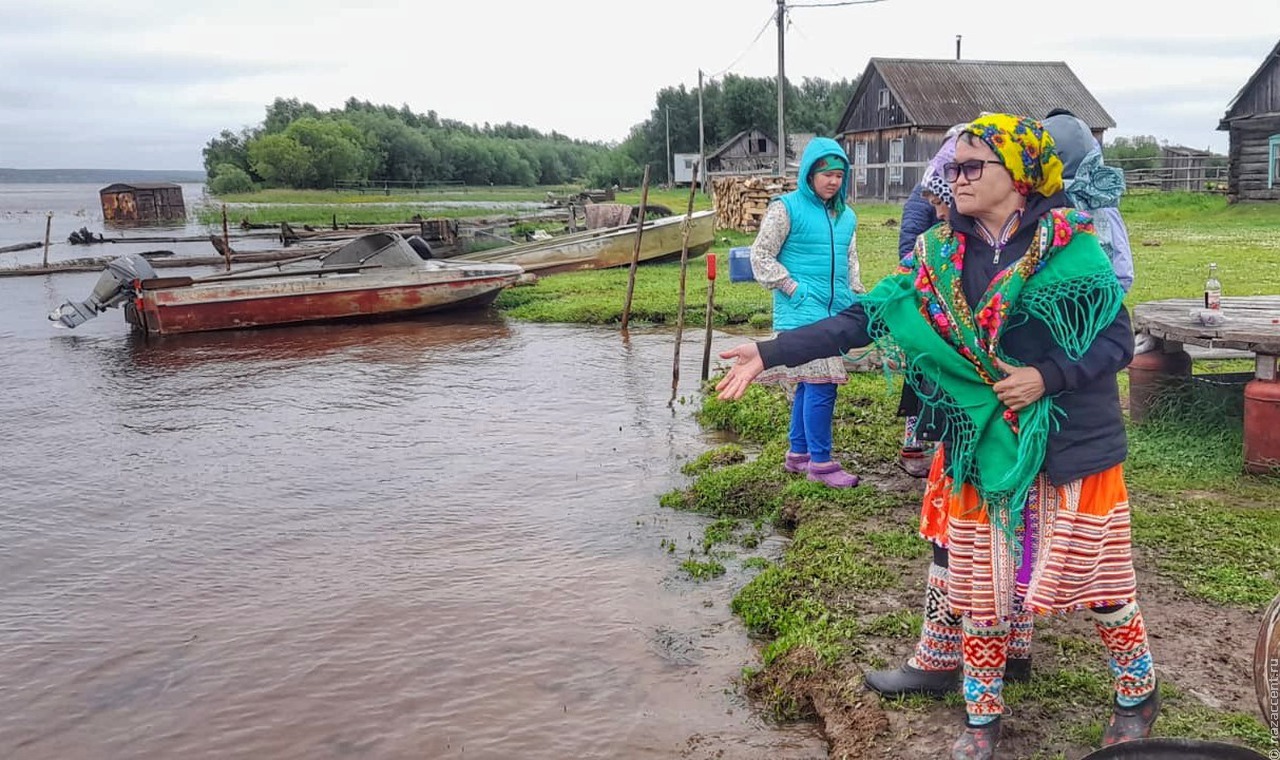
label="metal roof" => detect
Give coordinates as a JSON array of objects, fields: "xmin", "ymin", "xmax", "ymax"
[
  {"xmin": 843, "ymin": 58, "xmax": 1115, "ymax": 132},
  {"xmin": 1220, "ymin": 37, "xmax": 1280, "ymax": 125},
  {"xmin": 99, "ymin": 182, "xmax": 184, "ymax": 192}
]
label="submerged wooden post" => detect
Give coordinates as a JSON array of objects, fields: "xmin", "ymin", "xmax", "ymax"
[
  {"xmin": 620, "ymin": 165, "xmax": 651, "ymax": 331},
  {"xmin": 41, "ymin": 212, "xmax": 52, "ymax": 267},
  {"xmin": 669, "ymin": 166, "xmax": 700, "ymax": 405},
  {"xmin": 221, "ymin": 204, "xmax": 232, "ymax": 271},
  {"xmin": 701, "ymin": 253, "xmax": 717, "ymax": 381}
]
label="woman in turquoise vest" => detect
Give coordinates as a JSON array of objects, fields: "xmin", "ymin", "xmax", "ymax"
[{"xmin": 749, "ymin": 137, "xmax": 863, "ymax": 488}]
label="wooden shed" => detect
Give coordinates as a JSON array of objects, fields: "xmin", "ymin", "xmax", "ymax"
[
  {"xmin": 705, "ymin": 128, "xmax": 787, "ymax": 175},
  {"xmin": 99, "ymin": 182, "xmax": 187, "ymax": 224},
  {"xmin": 1158, "ymin": 145, "xmax": 1219, "ymax": 192},
  {"xmin": 836, "ymin": 58, "xmax": 1115, "ymax": 201},
  {"xmin": 1217, "ymin": 38, "xmax": 1280, "ymax": 202}
]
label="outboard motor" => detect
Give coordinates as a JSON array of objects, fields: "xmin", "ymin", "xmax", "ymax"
[{"xmin": 49, "ymin": 254, "xmax": 158, "ymax": 328}]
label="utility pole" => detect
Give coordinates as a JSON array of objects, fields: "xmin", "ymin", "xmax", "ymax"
[
  {"xmin": 698, "ymin": 69, "xmax": 706, "ymax": 194},
  {"xmin": 776, "ymin": 0, "xmax": 786, "ymax": 177},
  {"xmin": 665, "ymin": 105, "xmax": 672, "ymax": 187}
]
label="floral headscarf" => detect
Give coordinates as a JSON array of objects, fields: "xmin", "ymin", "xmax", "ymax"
[{"xmin": 962, "ymin": 114, "xmax": 1064, "ymax": 198}]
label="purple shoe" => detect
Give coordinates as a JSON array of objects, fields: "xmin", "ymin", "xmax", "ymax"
[
  {"xmin": 784, "ymin": 452, "xmax": 811, "ymax": 473},
  {"xmin": 807, "ymin": 461, "xmax": 860, "ymax": 488}
]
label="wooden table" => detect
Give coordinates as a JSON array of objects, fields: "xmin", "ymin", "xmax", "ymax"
[{"xmin": 1131, "ymin": 296, "xmax": 1280, "ymax": 473}]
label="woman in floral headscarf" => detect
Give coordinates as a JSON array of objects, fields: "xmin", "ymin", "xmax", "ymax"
[{"xmin": 714, "ymin": 114, "xmax": 1157, "ymax": 759}]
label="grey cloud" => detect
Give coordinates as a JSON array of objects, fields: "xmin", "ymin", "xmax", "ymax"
[
  {"xmin": 1096, "ymin": 81, "xmax": 1238, "ymax": 111},
  {"xmin": 1074, "ymin": 36, "xmax": 1276, "ymax": 60},
  {"xmin": 0, "ymin": 125, "xmax": 211, "ymax": 170},
  {"xmin": 0, "ymin": 49, "xmax": 301, "ymax": 88},
  {"xmin": 1103, "ymin": 99, "xmax": 1229, "ymax": 150}
]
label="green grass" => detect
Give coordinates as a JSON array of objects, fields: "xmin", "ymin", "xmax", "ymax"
[
  {"xmin": 1118, "ymin": 192, "xmax": 1280, "ymax": 306},
  {"xmin": 197, "ymin": 184, "xmax": 582, "ymax": 226}
]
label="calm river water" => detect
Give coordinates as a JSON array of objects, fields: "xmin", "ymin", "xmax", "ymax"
[
  {"xmin": 0, "ymin": 252, "xmax": 826, "ymax": 757},
  {"xmin": 0, "ymin": 183, "xmax": 547, "ymax": 268}
]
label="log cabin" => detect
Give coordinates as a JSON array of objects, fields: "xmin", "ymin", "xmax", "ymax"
[
  {"xmin": 835, "ymin": 58, "xmax": 1114, "ymax": 201},
  {"xmin": 1218, "ymin": 38, "xmax": 1280, "ymax": 202}
]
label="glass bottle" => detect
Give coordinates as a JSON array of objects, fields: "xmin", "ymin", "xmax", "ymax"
[{"xmin": 1204, "ymin": 263, "xmax": 1222, "ymax": 311}]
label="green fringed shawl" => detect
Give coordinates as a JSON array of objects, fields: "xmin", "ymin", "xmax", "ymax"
[{"xmin": 862, "ymin": 208, "xmax": 1124, "ymax": 540}]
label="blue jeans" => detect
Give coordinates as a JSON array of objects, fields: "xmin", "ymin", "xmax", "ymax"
[{"xmin": 788, "ymin": 382, "xmax": 838, "ymax": 464}]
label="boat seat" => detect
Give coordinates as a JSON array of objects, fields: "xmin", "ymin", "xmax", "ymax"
[{"xmin": 406, "ymin": 235, "xmax": 435, "ymax": 260}]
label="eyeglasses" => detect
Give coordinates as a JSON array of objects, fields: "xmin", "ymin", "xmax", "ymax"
[{"xmin": 942, "ymin": 160, "xmax": 1005, "ymax": 182}]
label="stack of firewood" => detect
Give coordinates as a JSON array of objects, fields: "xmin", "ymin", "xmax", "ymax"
[
  {"xmin": 712, "ymin": 176, "xmax": 797, "ymax": 232},
  {"xmin": 712, "ymin": 176, "xmax": 798, "ymax": 232}
]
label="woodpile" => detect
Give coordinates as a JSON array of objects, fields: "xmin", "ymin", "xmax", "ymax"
[{"xmin": 712, "ymin": 176, "xmax": 797, "ymax": 232}]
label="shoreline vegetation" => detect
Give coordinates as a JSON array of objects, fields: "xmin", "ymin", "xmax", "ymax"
[{"xmin": 207, "ymin": 186, "xmax": 1278, "ymax": 758}]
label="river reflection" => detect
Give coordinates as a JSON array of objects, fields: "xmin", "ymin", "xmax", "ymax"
[
  {"xmin": 117, "ymin": 313, "xmax": 515, "ymax": 371},
  {"xmin": 0, "ymin": 270, "xmax": 825, "ymax": 760}
]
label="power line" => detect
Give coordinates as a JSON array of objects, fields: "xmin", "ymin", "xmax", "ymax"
[
  {"xmin": 786, "ymin": 14, "xmax": 852, "ymax": 83},
  {"xmin": 704, "ymin": 10, "xmax": 778, "ymax": 80},
  {"xmin": 789, "ymin": 0, "xmax": 887, "ymax": 7}
]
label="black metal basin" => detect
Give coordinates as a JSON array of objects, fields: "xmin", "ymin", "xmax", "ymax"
[{"xmin": 1081, "ymin": 738, "xmax": 1268, "ymax": 760}]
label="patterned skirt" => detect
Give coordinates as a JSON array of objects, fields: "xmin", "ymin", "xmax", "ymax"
[{"xmin": 921, "ymin": 449, "xmax": 1137, "ymax": 622}]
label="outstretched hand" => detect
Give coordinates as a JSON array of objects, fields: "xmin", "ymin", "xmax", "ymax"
[
  {"xmin": 715, "ymin": 343, "xmax": 765, "ymax": 400},
  {"xmin": 992, "ymin": 357, "xmax": 1045, "ymax": 412}
]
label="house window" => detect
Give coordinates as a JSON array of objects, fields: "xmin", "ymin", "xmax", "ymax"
[
  {"xmin": 854, "ymin": 141, "xmax": 868, "ymax": 182},
  {"xmin": 888, "ymin": 138, "xmax": 904, "ymax": 184},
  {"xmin": 1270, "ymin": 134, "xmax": 1280, "ymax": 189},
  {"xmin": 756, "ymin": 138, "xmax": 768, "ymax": 153},
  {"xmin": 878, "ymin": 88, "xmax": 890, "ymax": 110}
]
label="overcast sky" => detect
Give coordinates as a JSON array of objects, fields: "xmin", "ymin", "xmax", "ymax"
[{"xmin": 0, "ymin": 0, "xmax": 1275, "ymax": 170}]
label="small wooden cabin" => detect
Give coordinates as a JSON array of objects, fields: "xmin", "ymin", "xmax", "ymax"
[
  {"xmin": 1217, "ymin": 39, "xmax": 1280, "ymax": 202},
  {"xmin": 705, "ymin": 129, "xmax": 786, "ymax": 175},
  {"xmin": 99, "ymin": 182, "xmax": 187, "ymax": 224},
  {"xmin": 836, "ymin": 58, "xmax": 1114, "ymax": 201}
]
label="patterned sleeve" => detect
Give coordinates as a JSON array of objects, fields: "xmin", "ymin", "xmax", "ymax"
[
  {"xmin": 749, "ymin": 201, "xmax": 797, "ymax": 295},
  {"xmin": 846, "ymin": 228, "xmax": 866, "ymax": 294}
]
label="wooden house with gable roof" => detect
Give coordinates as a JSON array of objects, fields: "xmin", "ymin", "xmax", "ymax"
[
  {"xmin": 1217, "ymin": 38, "xmax": 1280, "ymax": 202},
  {"xmin": 705, "ymin": 128, "xmax": 789, "ymax": 175},
  {"xmin": 835, "ymin": 58, "xmax": 1115, "ymax": 201}
]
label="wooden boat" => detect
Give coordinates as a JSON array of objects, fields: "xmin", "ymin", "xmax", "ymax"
[
  {"xmin": 451, "ymin": 209, "xmax": 716, "ymax": 275},
  {"xmin": 49, "ymin": 231, "xmax": 523, "ymax": 336}
]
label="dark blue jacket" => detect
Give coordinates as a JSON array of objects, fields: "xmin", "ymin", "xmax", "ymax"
[
  {"xmin": 897, "ymin": 185, "xmax": 938, "ymax": 262},
  {"xmin": 757, "ymin": 192, "xmax": 1134, "ymax": 486}
]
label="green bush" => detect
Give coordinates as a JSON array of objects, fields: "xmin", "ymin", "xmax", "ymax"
[{"xmin": 209, "ymin": 164, "xmax": 255, "ymax": 195}]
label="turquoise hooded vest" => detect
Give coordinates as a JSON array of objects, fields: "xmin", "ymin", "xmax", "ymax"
[{"xmin": 770, "ymin": 136, "xmax": 858, "ymax": 331}]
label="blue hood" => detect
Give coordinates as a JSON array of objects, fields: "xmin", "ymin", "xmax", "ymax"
[{"xmin": 796, "ymin": 136, "xmax": 851, "ymax": 210}]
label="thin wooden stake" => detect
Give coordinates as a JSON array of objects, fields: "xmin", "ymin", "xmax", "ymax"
[
  {"xmin": 701, "ymin": 253, "xmax": 717, "ymax": 381},
  {"xmin": 669, "ymin": 165, "xmax": 700, "ymax": 405},
  {"xmin": 41, "ymin": 212, "xmax": 53, "ymax": 267},
  {"xmin": 620, "ymin": 165, "xmax": 651, "ymax": 331},
  {"xmin": 221, "ymin": 204, "xmax": 232, "ymax": 271}
]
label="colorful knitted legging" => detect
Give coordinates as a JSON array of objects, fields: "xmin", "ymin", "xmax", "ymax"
[
  {"xmin": 1089, "ymin": 602, "xmax": 1157, "ymax": 706},
  {"xmin": 907, "ymin": 560, "xmax": 1034, "ymax": 672},
  {"xmin": 961, "ymin": 601, "xmax": 1156, "ymax": 723}
]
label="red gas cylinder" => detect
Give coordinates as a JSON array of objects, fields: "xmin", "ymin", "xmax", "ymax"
[
  {"xmin": 1244, "ymin": 379, "xmax": 1280, "ymax": 474},
  {"xmin": 1127, "ymin": 349, "xmax": 1192, "ymax": 422}
]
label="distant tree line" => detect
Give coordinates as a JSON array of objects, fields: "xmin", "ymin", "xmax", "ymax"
[
  {"xmin": 203, "ymin": 98, "xmax": 610, "ymax": 193},
  {"xmin": 611, "ymin": 75, "xmax": 857, "ymax": 186},
  {"xmin": 1102, "ymin": 135, "xmax": 1163, "ymax": 170},
  {"xmin": 203, "ymin": 77, "xmax": 857, "ymax": 192},
  {"xmin": 1102, "ymin": 135, "xmax": 1226, "ymax": 170}
]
